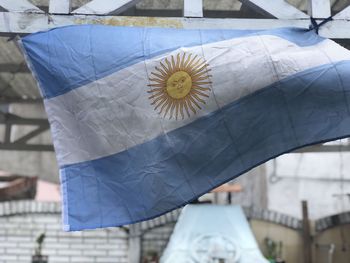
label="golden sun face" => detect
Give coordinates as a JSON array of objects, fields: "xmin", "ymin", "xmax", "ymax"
[{"xmin": 148, "ymin": 53, "xmax": 212, "ymax": 120}]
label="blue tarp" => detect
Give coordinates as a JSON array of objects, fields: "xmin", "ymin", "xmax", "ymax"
[{"xmin": 161, "ymin": 205, "xmax": 268, "ymax": 263}]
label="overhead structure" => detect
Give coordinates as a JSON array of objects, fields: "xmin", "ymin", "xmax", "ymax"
[
  {"xmin": 0, "ymin": 0, "xmax": 349, "ymax": 37},
  {"xmin": 0, "ymin": 0, "xmax": 350, "ymax": 152}
]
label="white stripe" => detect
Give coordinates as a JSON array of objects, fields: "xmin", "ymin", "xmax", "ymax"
[{"xmin": 44, "ymin": 35, "xmax": 350, "ymax": 166}]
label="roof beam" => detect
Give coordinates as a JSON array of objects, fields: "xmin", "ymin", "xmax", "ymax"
[
  {"xmin": 184, "ymin": 0, "xmax": 203, "ymax": 18},
  {"xmin": 0, "ymin": 98, "xmax": 42, "ymax": 104},
  {"xmin": 307, "ymin": 0, "xmax": 331, "ymax": 18},
  {"xmin": 239, "ymin": 0, "xmax": 308, "ymax": 19},
  {"xmin": 49, "ymin": 0, "xmax": 71, "ymax": 14},
  {"xmin": 334, "ymin": 5, "xmax": 350, "ymax": 20},
  {"xmin": 0, "ymin": 143, "xmax": 53, "ymax": 151},
  {"xmin": 0, "ymin": 0, "xmax": 43, "ymax": 13},
  {"xmin": 12, "ymin": 125, "xmax": 48, "ymax": 144},
  {"xmin": 0, "ymin": 111, "xmax": 5, "ymax": 122},
  {"xmin": 1, "ymin": 13, "xmax": 350, "ymax": 39},
  {"xmin": 72, "ymin": 0, "xmax": 141, "ymax": 15},
  {"xmin": 0, "ymin": 113, "xmax": 53, "ymax": 151},
  {"xmin": 0, "ymin": 63, "xmax": 29, "ymax": 73}
]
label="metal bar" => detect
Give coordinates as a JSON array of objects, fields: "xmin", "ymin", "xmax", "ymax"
[
  {"xmin": 72, "ymin": 0, "xmax": 141, "ymax": 15},
  {"xmin": 307, "ymin": 0, "xmax": 331, "ymax": 18},
  {"xmin": 0, "ymin": 143, "xmax": 54, "ymax": 151},
  {"xmin": 0, "ymin": 0, "xmax": 44, "ymax": 13},
  {"xmin": 184, "ymin": 0, "xmax": 203, "ymax": 18},
  {"xmin": 1, "ymin": 13, "xmax": 350, "ymax": 38},
  {"xmin": 49, "ymin": 0, "xmax": 71, "ymax": 14},
  {"xmin": 240, "ymin": 0, "xmax": 309, "ymax": 19},
  {"xmin": 13, "ymin": 125, "xmax": 49, "ymax": 144}
]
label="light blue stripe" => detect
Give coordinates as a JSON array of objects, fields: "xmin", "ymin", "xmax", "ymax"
[
  {"xmin": 59, "ymin": 169, "xmax": 70, "ymax": 231},
  {"xmin": 60, "ymin": 60, "xmax": 350, "ymax": 231},
  {"xmin": 161, "ymin": 205, "xmax": 266, "ymax": 262},
  {"xmin": 21, "ymin": 26, "xmax": 323, "ymax": 99}
]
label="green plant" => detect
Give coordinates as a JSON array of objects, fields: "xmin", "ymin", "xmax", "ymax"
[
  {"xmin": 264, "ymin": 237, "xmax": 283, "ymax": 262},
  {"xmin": 264, "ymin": 237, "xmax": 277, "ymax": 260},
  {"xmin": 35, "ymin": 233, "xmax": 46, "ymax": 256}
]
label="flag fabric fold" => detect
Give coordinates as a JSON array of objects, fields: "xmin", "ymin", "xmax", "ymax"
[{"xmin": 21, "ymin": 25, "xmax": 350, "ymax": 231}]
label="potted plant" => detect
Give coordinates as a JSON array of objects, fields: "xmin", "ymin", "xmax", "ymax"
[
  {"xmin": 264, "ymin": 237, "xmax": 285, "ymax": 263},
  {"xmin": 32, "ymin": 233, "xmax": 48, "ymax": 263}
]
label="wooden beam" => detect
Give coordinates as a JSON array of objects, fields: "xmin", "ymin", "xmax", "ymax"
[
  {"xmin": 0, "ymin": 113, "xmax": 53, "ymax": 151},
  {"xmin": 4, "ymin": 123, "xmax": 11, "ymax": 143},
  {"xmin": 301, "ymin": 200, "xmax": 313, "ymax": 263},
  {"xmin": 49, "ymin": 0, "xmax": 71, "ymax": 14},
  {"xmin": 0, "ymin": 98, "xmax": 42, "ymax": 104},
  {"xmin": 211, "ymin": 183, "xmax": 242, "ymax": 193},
  {"xmin": 0, "ymin": 143, "xmax": 54, "ymax": 151},
  {"xmin": 13, "ymin": 125, "xmax": 48, "ymax": 144},
  {"xmin": 239, "ymin": 0, "xmax": 308, "ymax": 19},
  {"xmin": 0, "ymin": 113, "xmax": 48, "ymax": 126},
  {"xmin": 307, "ymin": 0, "xmax": 331, "ymax": 18},
  {"xmin": 184, "ymin": 0, "xmax": 203, "ymax": 18},
  {"xmin": 0, "ymin": 63, "xmax": 29, "ymax": 73},
  {"xmin": 334, "ymin": 5, "xmax": 350, "ymax": 20},
  {"xmin": 0, "ymin": 0, "xmax": 43, "ymax": 13},
  {"xmin": 0, "ymin": 111, "xmax": 5, "ymax": 122},
  {"xmin": 72, "ymin": 0, "xmax": 141, "ymax": 15},
  {"xmin": 1, "ymin": 13, "xmax": 350, "ymax": 38}
]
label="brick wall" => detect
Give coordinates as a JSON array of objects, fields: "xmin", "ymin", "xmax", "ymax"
[
  {"xmin": 141, "ymin": 223, "xmax": 175, "ymax": 260},
  {"xmin": 0, "ymin": 201, "xmax": 128, "ymax": 263},
  {"xmin": 1, "ymin": 200, "xmax": 324, "ymax": 263}
]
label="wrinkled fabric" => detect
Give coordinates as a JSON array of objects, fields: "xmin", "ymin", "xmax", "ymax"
[
  {"xmin": 20, "ymin": 25, "xmax": 350, "ymax": 231},
  {"xmin": 161, "ymin": 205, "xmax": 268, "ymax": 263}
]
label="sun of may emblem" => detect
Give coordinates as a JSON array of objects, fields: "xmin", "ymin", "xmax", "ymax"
[{"xmin": 148, "ymin": 53, "xmax": 212, "ymax": 120}]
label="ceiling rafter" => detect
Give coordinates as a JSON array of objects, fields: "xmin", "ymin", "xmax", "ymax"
[
  {"xmin": 0, "ymin": 0, "xmax": 44, "ymax": 13},
  {"xmin": 0, "ymin": 113, "xmax": 53, "ymax": 151},
  {"xmin": 0, "ymin": 1, "xmax": 348, "ymax": 38},
  {"xmin": 72, "ymin": 0, "xmax": 142, "ymax": 15},
  {"xmin": 0, "ymin": 63, "xmax": 28, "ymax": 73},
  {"xmin": 1, "ymin": 12, "xmax": 350, "ymax": 38},
  {"xmin": 334, "ymin": 5, "xmax": 350, "ymax": 19},
  {"xmin": 239, "ymin": 0, "xmax": 309, "ymax": 19}
]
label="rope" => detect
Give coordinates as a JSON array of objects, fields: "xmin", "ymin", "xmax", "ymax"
[{"xmin": 309, "ymin": 16, "xmax": 333, "ymax": 34}]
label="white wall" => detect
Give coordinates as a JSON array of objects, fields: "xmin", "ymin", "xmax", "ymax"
[{"xmin": 266, "ymin": 152, "xmax": 350, "ymax": 219}]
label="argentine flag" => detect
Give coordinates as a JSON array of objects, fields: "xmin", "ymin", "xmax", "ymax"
[{"xmin": 21, "ymin": 25, "xmax": 350, "ymax": 231}]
